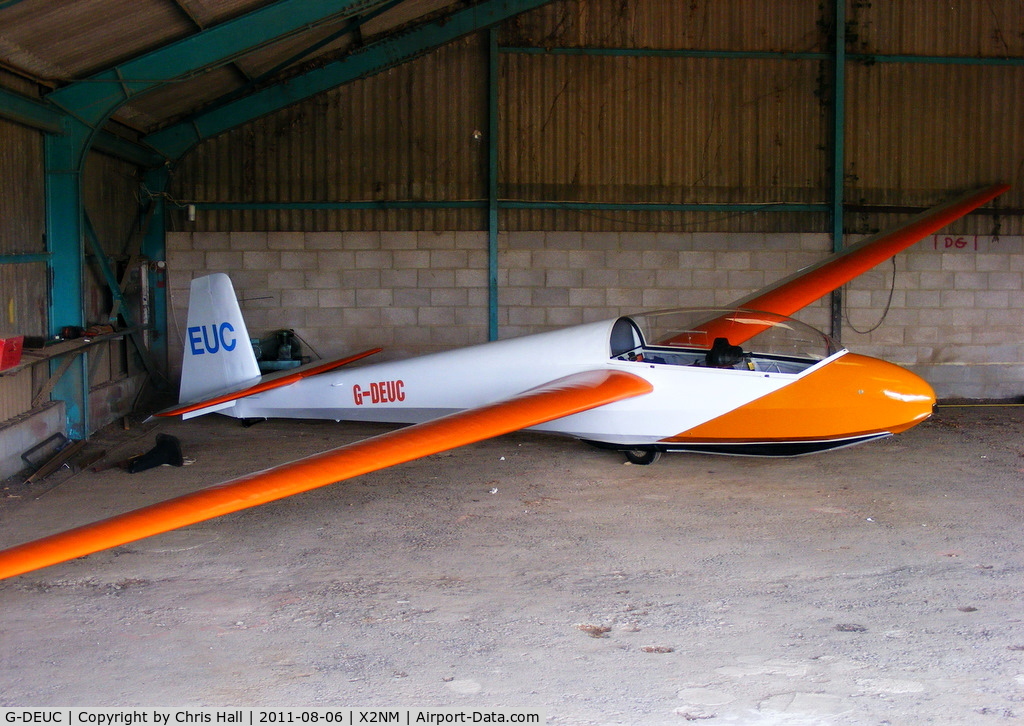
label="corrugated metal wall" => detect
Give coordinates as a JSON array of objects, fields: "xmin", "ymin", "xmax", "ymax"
[
  {"xmin": 500, "ymin": 0, "xmax": 824, "ymax": 52},
  {"xmin": 81, "ymin": 151, "xmax": 146, "ymax": 388},
  {"xmin": 846, "ymin": 61, "xmax": 1024, "ymax": 235},
  {"xmin": 0, "ymin": 120, "xmax": 144, "ymax": 341},
  {"xmin": 848, "ymin": 1, "xmax": 1024, "ymax": 57},
  {"xmin": 167, "ymin": 0, "xmax": 1022, "ymax": 235},
  {"xmin": 0, "ymin": 118, "xmax": 143, "ymax": 425},
  {"xmin": 500, "ymin": 53, "xmax": 828, "ymax": 232},
  {"xmin": 83, "ymin": 151, "xmax": 145, "ymax": 325},
  {"xmin": 0, "ymin": 117, "xmax": 47, "ymax": 339},
  {"xmin": 172, "ymin": 36, "xmax": 488, "ymax": 233},
  {"xmin": 840, "ymin": 0, "xmax": 1024, "ymax": 235}
]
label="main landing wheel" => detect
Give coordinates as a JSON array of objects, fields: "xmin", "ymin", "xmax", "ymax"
[{"xmin": 623, "ymin": 448, "xmax": 661, "ymax": 465}]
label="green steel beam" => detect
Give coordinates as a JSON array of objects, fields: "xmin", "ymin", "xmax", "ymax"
[
  {"xmin": 830, "ymin": 0, "xmax": 846, "ymax": 341},
  {"xmin": 92, "ymin": 132, "xmax": 165, "ymax": 167},
  {"xmin": 144, "ymin": 0, "xmax": 556, "ymax": 159},
  {"xmin": 193, "ymin": 201, "xmax": 826, "ymax": 213},
  {"xmin": 502, "ymin": 46, "xmax": 830, "ymax": 61},
  {"xmin": 44, "ymin": 131, "xmax": 86, "ymax": 333},
  {"xmin": 0, "ymin": 87, "xmax": 64, "ymax": 134},
  {"xmin": 500, "ymin": 45, "xmax": 1024, "ymax": 67},
  {"xmin": 44, "ymin": 128, "xmax": 88, "ymax": 439},
  {"xmin": 862, "ymin": 53, "xmax": 1024, "ymax": 66},
  {"xmin": 0, "ymin": 87, "xmax": 164, "ymax": 166},
  {"xmin": 198, "ymin": 0, "xmax": 407, "ymax": 119},
  {"xmin": 7, "ymin": 2, "xmax": 394, "ymax": 170},
  {"xmin": 83, "ymin": 212, "xmax": 133, "ymax": 327},
  {"xmin": 488, "ymin": 28, "xmax": 500, "ymax": 341},
  {"xmin": 196, "ymin": 201, "xmax": 487, "ymax": 210},
  {"xmin": 142, "ymin": 166, "xmax": 171, "ymax": 375},
  {"xmin": 46, "ymin": 0, "xmax": 385, "ymax": 128},
  {"xmin": 500, "ymin": 201, "xmax": 827, "ymax": 213},
  {"xmin": 85, "ymin": 208, "xmax": 168, "ymax": 388},
  {"xmin": 0, "ymin": 253, "xmax": 49, "ymax": 264}
]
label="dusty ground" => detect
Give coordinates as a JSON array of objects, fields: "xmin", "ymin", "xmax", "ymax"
[{"xmin": 0, "ymin": 404, "xmax": 1023, "ymax": 724}]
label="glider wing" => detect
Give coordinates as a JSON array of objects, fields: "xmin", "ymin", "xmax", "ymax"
[
  {"xmin": 731, "ymin": 183, "xmax": 1010, "ymax": 316},
  {"xmin": 0, "ymin": 370, "xmax": 652, "ymax": 580},
  {"xmin": 662, "ymin": 183, "xmax": 1010, "ymax": 345}
]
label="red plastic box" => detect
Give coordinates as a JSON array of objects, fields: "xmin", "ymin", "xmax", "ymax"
[{"xmin": 0, "ymin": 336, "xmax": 24, "ymax": 371}]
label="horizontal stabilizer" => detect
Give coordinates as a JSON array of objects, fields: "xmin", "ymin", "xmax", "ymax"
[
  {"xmin": 0, "ymin": 370, "xmax": 652, "ymax": 580},
  {"xmin": 156, "ymin": 347, "xmax": 382, "ymax": 419}
]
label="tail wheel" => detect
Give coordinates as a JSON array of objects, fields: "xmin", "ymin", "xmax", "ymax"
[{"xmin": 624, "ymin": 448, "xmax": 661, "ymax": 465}]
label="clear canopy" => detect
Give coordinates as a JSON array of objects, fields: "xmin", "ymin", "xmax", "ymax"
[{"xmin": 625, "ymin": 308, "xmax": 841, "ymax": 362}]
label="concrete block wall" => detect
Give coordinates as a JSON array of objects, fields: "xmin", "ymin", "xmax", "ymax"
[
  {"xmin": 0, "ymin": 402, "xmax": 63, "ymax": 479},
  {"xmin": 166, "ymin": 231, "xmax": 492, "ymax": 382},
  {"xmin": 498, "ymin": 231, "xmax": 833, "ymax": 335},
  {"xmin": 845, "ymin": 234, "xmax": 1024, "ymax": 399},
  {"xmin": 166, "ymin": 231, "xmax": 1024, "ymax": 399},
  {"xmin": 88, "ymin": 376, "xmax": 146, "ymax": 433}
]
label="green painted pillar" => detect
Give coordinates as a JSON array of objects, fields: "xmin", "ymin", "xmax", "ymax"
[
  {"xmin": 488, "ymin": 28, "xmax": 500, "ymax": 341},
  {"xmin": 142, "ymin": 166, "xmax": 170, "ymax": 377},
  {"xmin": 829, "ymin": 0, "xmax": 847, "ymax": 342},
  {"xmin": 44, "ymin": 122, "xmax": 89, "ymax": 438}
]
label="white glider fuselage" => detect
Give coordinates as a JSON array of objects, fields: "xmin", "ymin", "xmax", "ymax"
[
  {"xmin": 227, "ymin": 317, "xmax": 697, "ymax": 441},
  {"xmin": 214, "ymin": 308, "xmax": 935, "ymax": 456}
]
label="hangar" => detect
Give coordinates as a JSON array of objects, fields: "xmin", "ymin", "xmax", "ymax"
[{"xmin": 1, "ymin": 0, "xmax": 1023, "ymax": 720}]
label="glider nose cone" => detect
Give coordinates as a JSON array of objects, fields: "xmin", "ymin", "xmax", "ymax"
[{"xmin": 845, "ymin": 353, "xmax": 936, "ymax": 434}]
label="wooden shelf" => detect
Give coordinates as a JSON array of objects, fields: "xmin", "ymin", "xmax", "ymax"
[{"xmin": 0, "ymin": 330, "xmax": 132, "ymax": 377}]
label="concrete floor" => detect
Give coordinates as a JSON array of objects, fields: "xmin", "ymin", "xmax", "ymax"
[{"xmin": 1, "ymin": 404, "xmax": 1023, "ymax": 724}]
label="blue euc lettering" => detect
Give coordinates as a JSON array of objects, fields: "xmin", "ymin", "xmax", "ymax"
[
  {"xmin": 187, "ymin": 326, "xmax": 205, "ymax": 355},
  {"xmin": 201, "ymin": 325, "xmax": 220, "ymax": 354},
  {"xmin": 219, "ymin": 322, "xmax": 237, "ymax": 351},
  {"xmin": 188, "ymin": 323, "xmax": 237, "ymax": 355}
]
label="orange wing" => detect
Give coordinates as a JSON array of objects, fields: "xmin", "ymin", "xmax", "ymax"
[
  {"xmin": 156, "ymin": 347, "xmax": 382, "ymax": 418},
  {"xmin": 0, "ymin": 370, "xmax": 652, "ymax": 580},
  {"xmin": 732, "ymin": 183, "xmax": 1009, "ymax": 316},
  {"xmin": 663, "ymin": 183, "xmax": 1010, "ymax": 346}
]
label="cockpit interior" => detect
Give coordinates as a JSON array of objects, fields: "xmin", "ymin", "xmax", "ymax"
[{"xmin": 609, "ymin": 309, "xmax": 841, "ymax": 375}]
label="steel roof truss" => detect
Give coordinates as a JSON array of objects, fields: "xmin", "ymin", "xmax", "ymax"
[
  {"xmin": 45, "ymin": 0, "xmax": 389, "ymax": 127},
  {"xmin": 144, "ymin": 0, "xmax": 554, "ymax": 159}
]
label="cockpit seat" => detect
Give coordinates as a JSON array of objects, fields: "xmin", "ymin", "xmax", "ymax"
[
  {"xmin": 705, "ymin": 337, "xmax": 744, "ymax": 368},
  {"xmin": 610, "ymin": 317, "xmax": 642, "ymax": 357}
]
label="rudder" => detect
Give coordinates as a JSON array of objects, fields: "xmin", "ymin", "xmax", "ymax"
[{"xmin": 179, "ymin": 273, "xmax": 261, "ymax": 406}]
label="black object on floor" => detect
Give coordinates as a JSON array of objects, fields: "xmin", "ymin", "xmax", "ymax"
[{"xmin": 128, "ymin": 434, "xmax": 185, "ymax": 473}]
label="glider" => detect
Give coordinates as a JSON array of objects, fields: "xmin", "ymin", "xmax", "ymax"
[{"xmin": 0, "ymin": 183, "xmax": 1009, "ymax": 580}]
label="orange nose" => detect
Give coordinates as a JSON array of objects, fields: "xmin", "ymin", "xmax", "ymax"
[
  {"xmin": 821, "ymin": 353, "xmax": 936, "ymax": 435},
  {"xmin": 669, "ymin": 353, "xmax": 936, "ymax": 444}
]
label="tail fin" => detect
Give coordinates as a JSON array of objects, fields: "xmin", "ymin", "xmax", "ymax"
[{"xmin": 179, "ymin": 273, "xmax": 261, "ymax": 408}]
